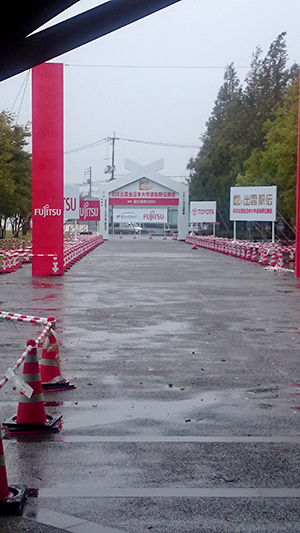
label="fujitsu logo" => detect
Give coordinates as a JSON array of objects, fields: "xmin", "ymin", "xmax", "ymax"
[
  {"xmin": 34, "ymin": 204, "xmax": 62, "ymax": 217},
  {"xmin": 80, "ymin": 202, "xmax": 99, "ymax": 219},
  {"xmin": 143, "ymin": 210, "xmax": 165, "ymax": 221}
]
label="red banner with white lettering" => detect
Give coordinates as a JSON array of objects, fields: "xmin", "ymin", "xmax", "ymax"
[
  {"xmin": 79, "ymin": 200, "xmax": 100, "ymax": 221},
  {"xmin": 32, "ymin": 63, "xmax": 64, "ymax": 276},
  {"xmin": 109, "ymin": 198, "xmax": 179, "ymax": 206}
]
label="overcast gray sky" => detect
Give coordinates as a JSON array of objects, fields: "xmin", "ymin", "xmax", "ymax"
[{"xmin": 0, "ymin": 0, "xmax": 300, "ymax": 194}]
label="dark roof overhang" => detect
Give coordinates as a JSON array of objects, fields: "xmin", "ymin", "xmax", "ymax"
[{"xmin": 0, "ymin": 0, "xmax": 182, "ymax": 82}]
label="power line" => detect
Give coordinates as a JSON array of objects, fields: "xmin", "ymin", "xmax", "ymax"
[
  {"xmin": 64, "ymin": 137, "xmax": 109, "ymax": 154},
  {"xmin": 65, "ymin": 63, "xmax": 249, "ymax": 70},
  {"xmin": 65, "ymin": 135, "xmax": 199, "ymax": 155},
  {"xmin": 15, "ymin": 71, "xmax": 30, "ymax": 125},
  {"xmin": 9, "ymin": 70, "xmax": 30, "ymax": 123},
  {"xmin": 118, "ymin": 136, "xmax": 199, "ymax": 149}
]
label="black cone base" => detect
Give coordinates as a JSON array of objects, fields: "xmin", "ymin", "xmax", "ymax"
[
  {"xmin": 3, "ymin": 414, "xmax": 62, "ymax": 435},
  {"xmin": 42, "ymin": 380, "xmax": 76, "ymax": 392},
  {"xmin": 0, "ymin": 485, "xmax": 26, "ymax": 515}
]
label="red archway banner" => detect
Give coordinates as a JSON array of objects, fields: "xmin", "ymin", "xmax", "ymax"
[{"xmin": 32, "ymin": 63, "xmax": 64, "ymax": 276}]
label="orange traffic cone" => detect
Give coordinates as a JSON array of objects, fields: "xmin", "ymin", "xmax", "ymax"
[
  {"xmin": 251, "ymin": 246, "xmax": 257, "ymax": 262},
  {"xmin": 40, "ymin": 316, "xmax": 76, "ymax": 392},
  {"xmin": 289, "ymin": 247, "xmax": 295, "ymax": 262},
  {"xmin": 3, "ymin": 339, "xmax": 62, "ymax": 435},
  {"xmin": 133, "ymin": 232, "xmax": 136, "ymax": 239},
  {"xmin": 245, "ymin": 246, "xmax": 251, "ymax": 260},
  {"xmin": 270, "ymin": 248, "xmax": 277, "ymax": 267},
  {"xmin": 163, "ymin": 233, "xmax": 167, "ymax": 240},
  {"xmin": 0, "ymin": 436, "xmax": 26, "ymax": 514},
  {"xmin": 260, "ymin": 247, "xmax": 269, "ymax": 266},
  {"xmin": 149, "ymin": 233, "xmax": 152, "ymax": 239},
  {"xmin": 0, "ymin": 254, "xmax": 8, "ymax": 274},
  {"xmin": 0, "ymin": 439, "xmax": 13, "ymax": 502},
  {"xmin": 276, "ymin": 248, "xmax": 284, "ymax": 269}
]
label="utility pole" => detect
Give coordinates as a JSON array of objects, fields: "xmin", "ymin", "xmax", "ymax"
[
  {"xmin": 111, "ymin": 132, "xmax": 115, "ymax": 181},
  {"xmin": 84, "ymin": 166, "xmax": 92, "ymax": 197},
  {"xmin": 104, "ymin": 133, "xmax": 116, "ymax": 181}
]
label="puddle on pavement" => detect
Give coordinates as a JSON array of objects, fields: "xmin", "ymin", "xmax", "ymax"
[
  {"xmin": 64, "ymin": 320, "xmax": 189, "ymax": 345},
  {"xmin": 32, "ymin": 294, "xmax": 58, "ymax": 301},
  {"xmin": 57, "ymin": 389, "xmax": 243, "ymax": 431},
  {"xmin": 31, "ymin": 281, "xmax": 64, "ymax": 289}
]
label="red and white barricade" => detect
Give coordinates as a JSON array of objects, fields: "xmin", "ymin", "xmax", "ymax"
[{"xmin": 185, "ymin": 235, "xmax": 295, "ymax": 274}]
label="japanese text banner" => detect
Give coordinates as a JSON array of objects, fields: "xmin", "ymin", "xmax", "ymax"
[{"xmin": 230, "ymin": 186, "xmax": 277, "ymax": 221}]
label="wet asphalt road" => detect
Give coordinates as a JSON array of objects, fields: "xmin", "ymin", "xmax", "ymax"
[{"xmin": 1, "ymin": 235, "xmax": 300, "ymax": 532}]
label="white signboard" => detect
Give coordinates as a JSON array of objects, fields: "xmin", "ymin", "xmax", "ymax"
[
  {"xmin": 5, "ymin": 368, "xmax": 33, "ymax": 398},
  {"xmin": 113, "ymin": 207, "xmax": 168, "ymax": 224},
  {"xmin": 64, "ymin": 185, "xmax": 80, "ymax": 220},
  {"xmin": 190, "ymin": 201, "xmax": 216, "ymax": 223},
  {"xmin": 230, "ymin": 186, "xmax": 277, "ymax": 221}
]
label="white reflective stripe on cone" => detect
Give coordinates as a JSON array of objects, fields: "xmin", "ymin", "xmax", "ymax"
[
  {"xmin": 22, "ymin": 373, "xmax": 41, "ymax": 382},
  {"xmin": 25, "ymin": 353, "xmax": 39, "ymax": 363},
  {"xmin": 18, "ymin": 393, "xmax": 44, "ymax": 403},
  {"xmin": 40, "ymin": 360, "xmax": 58, "ymax": 367}
]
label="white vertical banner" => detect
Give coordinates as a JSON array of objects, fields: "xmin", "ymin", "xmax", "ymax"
[
  {"xmin": 64, "ymin": 185, "xmax": 80, "ymax": 220},
  {"xmin": 230, "ymin": 186, "xmax": 277, "ymax": 221}
]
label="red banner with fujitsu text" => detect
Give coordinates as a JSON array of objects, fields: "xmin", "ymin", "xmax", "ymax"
[
  {"xmin": 79, "ymin": 200, "xmax": 100, "ymax": 221},
  {"xmin": 32, "ymin": 63, "xmax": 64, "ymax": 276}
]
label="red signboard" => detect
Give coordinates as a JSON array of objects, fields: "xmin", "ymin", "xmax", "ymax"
[
  {"xmin": 32, "ymin": 63, "xmax": 64, "ymax": 276},
  {"xmin": 79, "ymin": 200, "xmax": 100, "ymax": 221},
  {"xmin": 109, "ymin": 198, "xmax": 179, "ymax": 206},
  {"xmin": 296, "ymin": 71, "xmax": 300, "ymax": 277}
]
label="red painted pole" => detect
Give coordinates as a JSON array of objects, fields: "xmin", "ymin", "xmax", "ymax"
[
  {"xmin": 32, "ymin": 63, "xmax": 64, "ymax": 277},
  {"xmin": 296, "ymin": 72, "xmax": 300, "ymax": 277}
]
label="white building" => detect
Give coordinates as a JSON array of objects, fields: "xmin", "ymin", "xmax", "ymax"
[{"xmin": 99, "ymin": 158, "xmax": 189, "ymax": 240}]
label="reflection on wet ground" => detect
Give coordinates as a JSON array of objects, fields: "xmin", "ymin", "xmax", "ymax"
[{"xmin": 1, "ymin": 238, "xmax": 300, "ymax": 532}]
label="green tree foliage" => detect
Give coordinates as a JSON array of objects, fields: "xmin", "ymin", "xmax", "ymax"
[
  {"xmin": 244, "ymin": 32, "xmax": 292, "ymax": 149},
  {"xmin": 188, "ymin": 33, "xmax": 297, "ymax": 230},
  {"xmin": 188, "ymin": 63, "xmax": 245, "ymax": 229},
  {"xmin": 0, "ymin": 111, "xmax": 31, "ymax": 237},
  {"xmin": 237, "ymin": 79, "xmax": 298, "ymax": 225}
]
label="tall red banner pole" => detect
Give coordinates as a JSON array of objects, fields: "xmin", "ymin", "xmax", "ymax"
[
  {"xmin": 32, "ymin": 63, "xmax": 64, "ymax": 277},
  {"xmin": 296, "ymin": 71, "xmax": 300, "ymax": 277}
]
